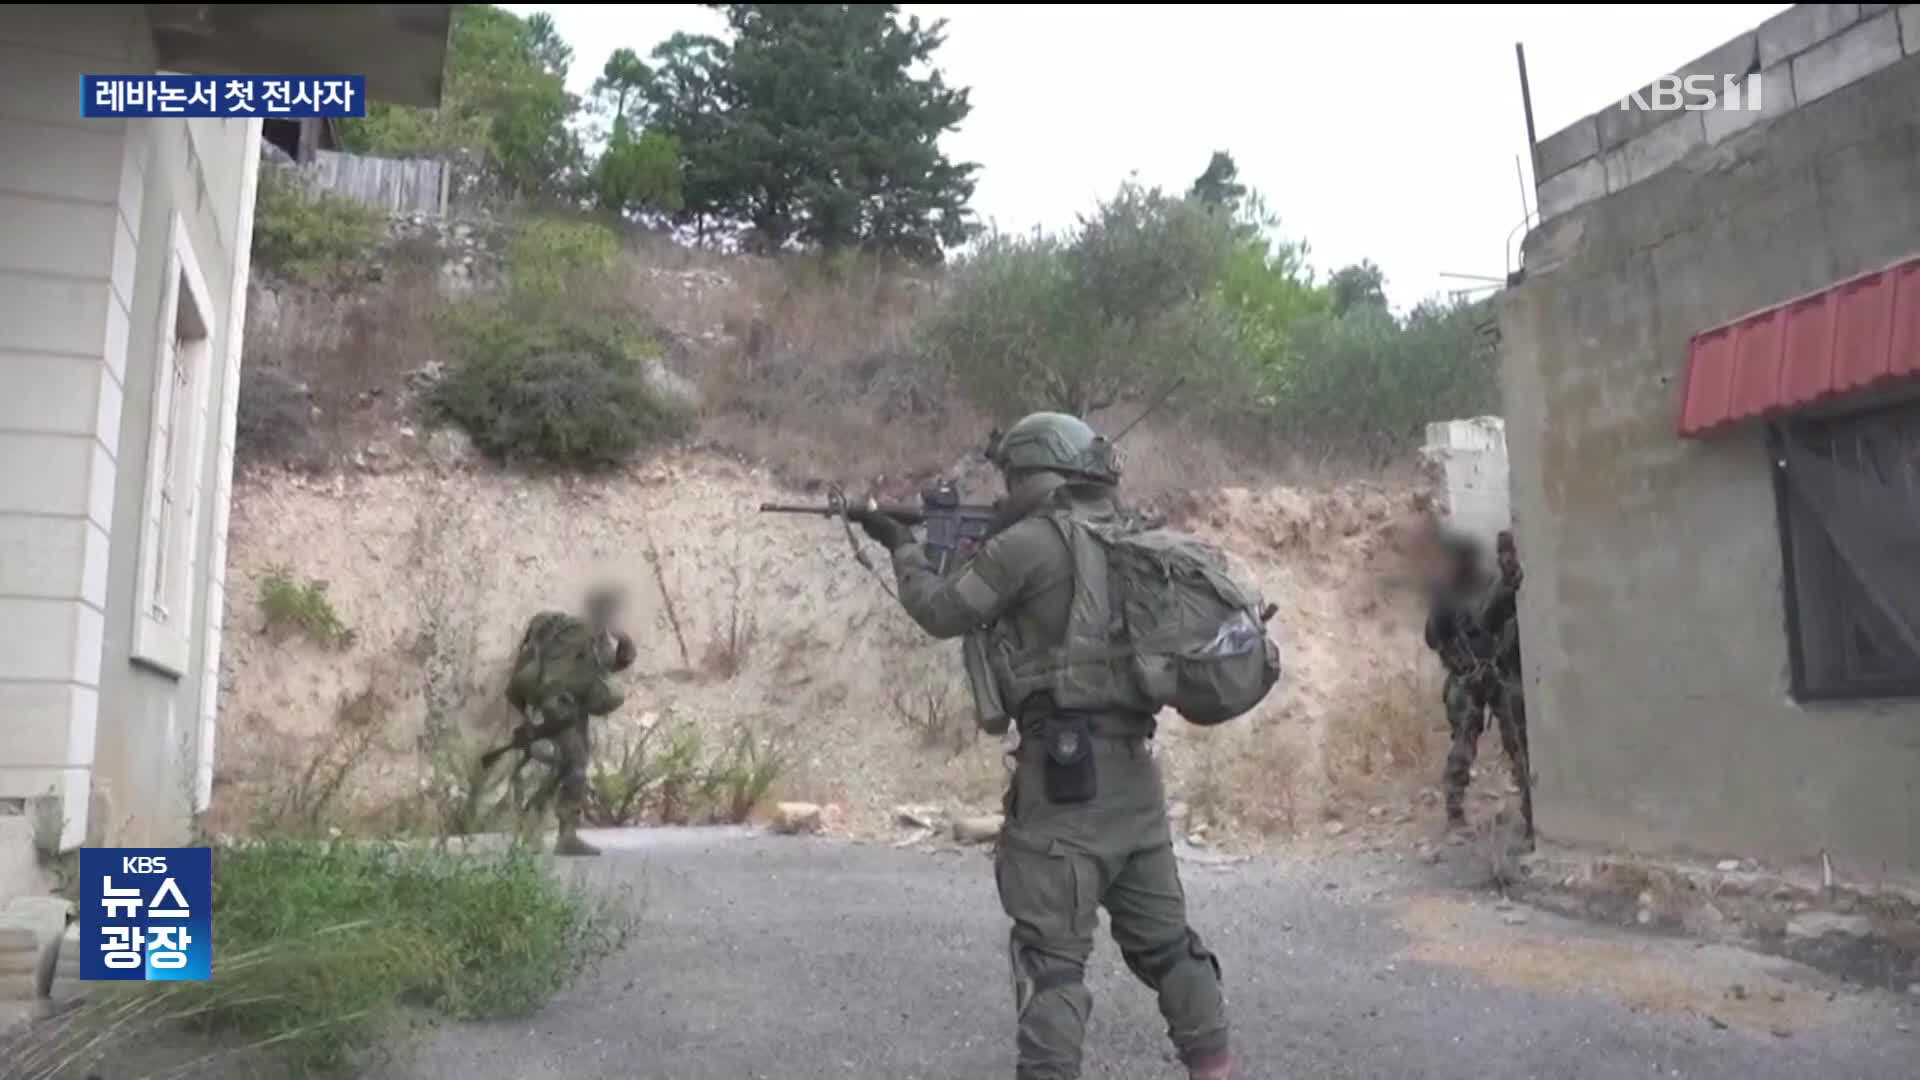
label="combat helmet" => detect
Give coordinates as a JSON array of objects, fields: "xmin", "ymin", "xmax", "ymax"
[{"xmin": 987, "ymin": 412, "xmax": 1121, "ymax": 485}]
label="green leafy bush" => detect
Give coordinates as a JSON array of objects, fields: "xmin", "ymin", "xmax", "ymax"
[
  {"xmin": 260, "ymin": 564, "xmax": 356, "ymax": 649},
  {"xmin": 430, "ymin": 306, "xmax": 690, "ymax": 469},
  {"xmin": 1255, "ymin": 299, "xmax": 1500, "ymax": 459},
  {"xmin": 251, "ymin": 168, "xmax": 382, "ymax": 283},
  {"xmin": 505, "ymin": 216, "xmax": 620, "ymax": 301},
  {"xmin": 919, "ymin": 182, "xmax": 1248, "ymax": 421}
]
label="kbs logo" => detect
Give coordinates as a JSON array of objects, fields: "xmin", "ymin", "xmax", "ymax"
[
  {"xmin": 1620, "ymin": 73, "xmax": 1764, "ymax": 113},
  {"xmin": 80, "ymin": 847, "xmax": 212, "ymax": 981}
]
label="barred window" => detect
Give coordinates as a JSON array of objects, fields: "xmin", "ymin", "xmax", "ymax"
[{"xmin": 1772, "ymin": 400, "xmax": 1920, "ymax": 701}]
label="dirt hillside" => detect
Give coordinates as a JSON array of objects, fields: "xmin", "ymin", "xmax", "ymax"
[{"xmin": 213, "ymin": 442, "xmax": 1448, "ymax": 848}]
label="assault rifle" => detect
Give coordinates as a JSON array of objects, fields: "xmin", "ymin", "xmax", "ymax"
[{"xmin": 760, "ymin": 478, "xmax": 998, "ymax": 575}]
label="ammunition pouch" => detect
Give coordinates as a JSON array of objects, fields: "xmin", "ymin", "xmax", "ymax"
[{"xmin": 1040, "ymin": 713, "xmax": 1096, "ymax": 805}]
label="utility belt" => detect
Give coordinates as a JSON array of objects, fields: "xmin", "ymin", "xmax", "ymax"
[{"xmin": 1014, "ymin": 694, "xmax": 1155, "ymax": 806}]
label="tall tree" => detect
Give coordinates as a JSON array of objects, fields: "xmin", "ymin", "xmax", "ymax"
[
  {"xmin": 339, "ymin": 5, "xmax": 581, "ymax": 202},
  {"xmin": 591, "ymin": 47, "xmax": 654, "ymax": 136},
  {"xmin": 1329, "ymin": 260, "xmax": 1389, "ymax": 317},
  {"xmin": 643, "ymin": 32, "xmax": 733, "ymax": 242},
  {"xmin": 1189, "ymin": 151, "xmax": 1247, "ymax": 210},
  {"xmin": 654, "ymin": 4, "xmax": 979, "ymax": 260}
]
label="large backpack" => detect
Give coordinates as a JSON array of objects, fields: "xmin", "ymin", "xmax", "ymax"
[
  {"xmin": 1072, "ymin": 520, "xmax": 1282, "ymax": 726},
  {"xmin": 506, "ymin": 612, "xmax": 623, "ymax": 718}
]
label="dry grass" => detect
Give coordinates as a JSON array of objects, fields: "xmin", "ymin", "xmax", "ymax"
[
  {"xmin": 625, "ymin": 244, "xmax": 984, "ymax": 486},
  {"xmin": 1320, "ymin": 657, "xmax": 1445, "ymax": 810},
  {"xmin": 242, "ymin": 266, "xmax": 448, "ymax": 469}
]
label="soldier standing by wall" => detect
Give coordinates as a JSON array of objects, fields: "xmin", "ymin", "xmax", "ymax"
[{"xmin": 1424, "ymin": 532, "xmax": 1528, "ymax": 839}]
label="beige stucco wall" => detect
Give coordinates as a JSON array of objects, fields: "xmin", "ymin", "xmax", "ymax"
[
  {"xmin": 1500, "ymin": 47, "xmax": 1920, "ymax": 873},
  {"xmin": 0, "ymin": 6, "xmax": 258, "ymax": 848}
]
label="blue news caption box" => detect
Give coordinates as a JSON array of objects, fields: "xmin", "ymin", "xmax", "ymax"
[
  {"xmin": 79, "ymin": 847, "xmax": 213, "ymax": 981},
  {"xmin": 80, "ymin": 74, "xmax": 366, "ymax": 119}
]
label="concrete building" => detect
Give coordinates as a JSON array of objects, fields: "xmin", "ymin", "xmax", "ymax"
[
  {"xmin": 0, "ymin": 5, "xmax": 449, "ymax": 858},
  {"xmin": 1502, "ymin": 4, "xmax": 1920, "ymax": 874}
]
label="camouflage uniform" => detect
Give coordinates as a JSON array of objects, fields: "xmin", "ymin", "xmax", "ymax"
[
  {"xmin": 1425, "ymin": 566, "xmax": 1526, "ymax": 827},
  {"xmin": 875, "ymin": 414, "xmax": 1231, "ymax": 1080},
  {"xmin": 507, "ymin": 611, "xmax": 629, "ymax": 856}
]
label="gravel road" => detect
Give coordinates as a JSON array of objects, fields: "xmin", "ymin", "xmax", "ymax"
[{"xmin": 397, "ymin": 827, "xmax": 1919, "ymax": 1079}]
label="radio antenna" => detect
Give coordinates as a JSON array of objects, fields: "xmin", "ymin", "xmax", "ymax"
[{"xmin": 1112, "ymin": 376, "xmax": 1187, "ymax": 443}]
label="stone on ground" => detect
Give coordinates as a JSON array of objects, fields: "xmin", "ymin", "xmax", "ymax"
[
  {"xmin": 770, "ymin": 802, "xmax": 824, "ymax": 835},
  {"xmin": 953, "ymin": 815, "xmax": 1003, "ymax": 844}
]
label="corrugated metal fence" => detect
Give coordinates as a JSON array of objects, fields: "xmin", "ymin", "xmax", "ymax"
[{"xmin": 303, "ymin": 149, "xmax": 449, "ymax": 217}]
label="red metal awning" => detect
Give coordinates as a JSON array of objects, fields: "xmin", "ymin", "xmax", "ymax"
[{"xmin": 1677, "ymin": 255, "xmax": 1920, "ymax": 437}]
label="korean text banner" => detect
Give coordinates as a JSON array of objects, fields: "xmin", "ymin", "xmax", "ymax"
[
  {"xmin": 80, "ymin": 75, "xmax": 366, "ymax": 118},
  {"xmin": 79, "ymin": 847, "xmax": 212, "ymax": 982}
]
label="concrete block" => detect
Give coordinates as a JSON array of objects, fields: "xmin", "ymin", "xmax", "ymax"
[
  {"xmin": 0, "ymin": 816, "xmax": 35, "ymax": 908},
  {"xmin": 0, "ymin": 897, "xmax": 65, "ymax": 1000},
  {"xmin": 1603, "ymin": 112, "xmax": 1707, "ymax": 194},
  {"xmin": 1760, "ymin": 4, "xmax": 1864, "ymax": 68},
  {"xmin": 1704, "ymin": 62, "xmax": 1800, "ymax": 144},
  {"xmin": 1900, "ymin": 5, "xmax": 1919, "ymax": 52},
  {"xmin": 49, "ymin": 922, "xmax": 88, "ymax": 1005},
  {"xmin": 1538, "ymin": 157, "xmax": 1607, "ymax": 220},
  {"xmin": 1791, "ymin": 11, "xmax": 1905, "ymax": 104},
  {"xmin": 1597, "ymin": 93, "xmax": 1668, "ymax": 154},
  {"xmin": 1680, "ymin": 31, "xmax": 1763, "ymax": 86},
  {"xmin": 1536, "ymin": 118, "xmax": 1600, "ymax": 181}
]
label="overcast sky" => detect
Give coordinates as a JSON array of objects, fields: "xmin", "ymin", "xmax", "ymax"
[{"xmin": 507, "ymin": 4, "xmax": 1788, "ymax": 309}]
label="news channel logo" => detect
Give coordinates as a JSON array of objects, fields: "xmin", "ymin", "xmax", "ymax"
[
  {"xmin": 80, "ymin": 74, "xmax": 367, "ymax": 119},
  {"xmin": 79, "ymin": 847, "xmax": 213, "ymax": 981},
  {"xmin": 1618, "ymin": 72, "xmax": 1764, "ymax": 114}
]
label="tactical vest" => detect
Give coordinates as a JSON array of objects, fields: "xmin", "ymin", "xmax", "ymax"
[
  {"xmin": 964, "ymin": 507, "xmax": 1158, "ymax": 735},
  {"xmin": 507, "ymin": 612, "xmax": 626, "ymax": 720}
]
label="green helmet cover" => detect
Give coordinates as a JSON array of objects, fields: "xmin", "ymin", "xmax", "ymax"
[{"xmin": 989, "ymin": 412, "xmax": 1121, "ymax": 484}]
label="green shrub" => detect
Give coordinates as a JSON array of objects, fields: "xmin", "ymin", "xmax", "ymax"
[
  {"xmin": 919, "ymin": 182, "xmax": 1247, "ymax": 420},
  {"xmin": 506, "ymin": 216, "xmax": 620, "ymax": 301},
  {"xmin": 429, "ymin": 305, "xmax": 691, "ymax": 469},
  {"xmin": 1, "ymin": 841, "xmax": 636, "ymax": 1078},
  {"xmin": 260, "ymin": 565, "xmax": 356, "ymax": 649},
  {"xmin": 235, "ymin": 366, "xmax": 312, "ymax": 464},
  {"xmin": 251, "ymin": 168, "xmax": 383, "ymax": 283},
  {"xmin": 1255, "ymin": 299, "xmax": 1500, "ymax": 459}
]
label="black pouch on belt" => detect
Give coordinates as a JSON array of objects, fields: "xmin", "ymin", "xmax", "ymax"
[{"xmin": 1042, "ymin": 714, "xmax": 1096, "ymax": 805}]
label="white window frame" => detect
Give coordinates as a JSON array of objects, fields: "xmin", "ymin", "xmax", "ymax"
[{"xmin": 133, "ymin": 214, "xmax": 216, "ymax": 678}]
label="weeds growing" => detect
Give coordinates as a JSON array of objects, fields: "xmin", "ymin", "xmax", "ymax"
[
  {"xmin": 259, "ymin": 566, "xmax": 356, "ymax": 649},
  {"xmin": 1, "ymin": 840, "xmax": 637, "ymax": 1079}
]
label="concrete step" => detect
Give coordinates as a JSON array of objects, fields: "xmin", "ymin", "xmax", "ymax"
[
  {"xmin": 0, "ymin": 895, "xmax": 70, "ymax": 1001},
  {"xmin": 0, "ymin": 814, "xmax": 38, "ymax": 908}
]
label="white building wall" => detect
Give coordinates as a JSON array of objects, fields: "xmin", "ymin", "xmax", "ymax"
[
  {"xmin": 0, "ymin": 6, "xmax": 260, "ymax": 848},
  {"xmin": 0, "ymin": 8, "xmax": 146, "ymax": 849}
]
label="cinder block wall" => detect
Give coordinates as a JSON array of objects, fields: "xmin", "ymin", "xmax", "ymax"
[
  {"xmin": 1501, "ymin": 17, "xmax": 1920, "ymax": 872},
  {"xmin": 1533, "ymin": 5, "xmax": 1920, "ymax": 222}
]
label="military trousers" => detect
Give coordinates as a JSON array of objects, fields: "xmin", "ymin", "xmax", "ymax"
[
  {"xmin": 551, "ymin": 720, "xmax": 592, "ymax": 824},
  {"xmin": 1441, "ymin": 671, "xmax": 1529, "ymax": 825},
  {"xmin": 995, "ymin": 731, "xmax": 1229, "ymax": 1079}
]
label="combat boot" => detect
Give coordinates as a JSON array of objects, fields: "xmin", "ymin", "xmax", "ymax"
[
  {"xmin": 554, "ymin": 811, "xmax": 600, "ymax": 857},
  {"xmin": 1186, "ymin": 1051, "xmax": 1232, "ymax": 1080}
]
